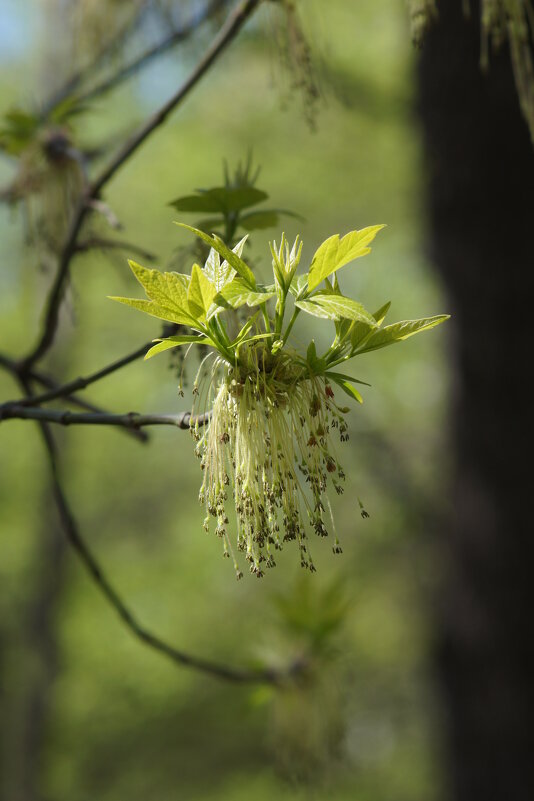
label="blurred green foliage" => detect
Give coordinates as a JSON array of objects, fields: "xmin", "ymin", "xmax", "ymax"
[{"xmin": 0, "ymin": 1, "xmax": 450, "ymax": 800}]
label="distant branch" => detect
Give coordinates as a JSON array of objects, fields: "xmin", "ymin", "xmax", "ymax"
[
  {"xmin": 74, "ymin": 0, "xmax": 229, "ymax": 107},
  {"xmin": 41, "ymin": 1, "xmax": 152, "ymax": 117},
  {"xmin": 8, "ymin": 341, "xmax": 152, "ymax": 408},
  {"xmin": 18, "ymin": 377, "xmax": 286, "ymax": 686},
  {"xmin": 21, "ymin": 0, "xmax": 262, "ymax": 371},
  {"xmin": 75, "ymin": 237, "xmax": 157, "ymax": 261}
]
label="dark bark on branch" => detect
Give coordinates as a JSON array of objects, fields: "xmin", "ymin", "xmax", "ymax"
[
  {"xmin": 0, "ymin": 350, "xmax": 148, "ymax": 442},
  {"xmin": 0, "ymin": 405, "xmax": 211, "ymax": 431}
]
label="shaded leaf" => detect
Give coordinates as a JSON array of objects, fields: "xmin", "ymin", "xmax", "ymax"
[
  {"xmin": 328, "ymin": 376, "xmax": 364, "ymax": 404},
  {"xmin": 324, "ymin": 371, "xmax": 370, "ymax": 387},
  {"xmin": 240, "ymin": 208, "xmax": 302, "ymax": 231},
  {"xmin": 170, "ymin": 186, "xmax": 267, "ymax": 213}
]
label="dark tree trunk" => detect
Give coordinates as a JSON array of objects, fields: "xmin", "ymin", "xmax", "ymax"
[
  {"xmin": 418, "ymin": 3, "xmax": 534, "ymax": 800},
  {"xmin": 0, "ymin": 478, "xmax": 66, "ymax": 801}
]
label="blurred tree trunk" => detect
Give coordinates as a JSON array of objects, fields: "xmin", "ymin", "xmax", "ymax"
[
  {"xmin": 418, "ymin": 3, "xmax": 534, "ymax": 800},
  {"xmin": 1, "ymin": 479, "xmax": 66, "ymax": 801}
]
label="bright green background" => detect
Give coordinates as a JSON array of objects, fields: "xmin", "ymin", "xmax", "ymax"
[{"xmin": 0, "ymin": 2, "xmax": 450, "ymax": 799}]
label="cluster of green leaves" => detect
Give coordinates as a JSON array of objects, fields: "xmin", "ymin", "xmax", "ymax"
[
  {"xmin": 0, "ymin": 99, "xmax": 85, "ymax": 157},
  {"xmin": 169, "ymin": 154, "xmax": 300, "ymax": 246},
  {"xmin": 110, "ymin": 223, "xmax": 449, "ymax": 403}
]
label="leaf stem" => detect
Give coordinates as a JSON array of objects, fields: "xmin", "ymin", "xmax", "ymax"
[
  {"xmin": 282, "ymin": 307, "xmax": 300, "ymax": 344},
  {"xmin": 260, "ymin": 302, "xmax": 272, "ymax": 334}
]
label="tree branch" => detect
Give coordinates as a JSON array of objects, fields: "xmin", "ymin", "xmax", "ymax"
[
  {"xmin": 0, "ymin": 350, "xmax": 148, "ymax": 442},
  {"xmin": 17, "ymin": 378, "xmax": 285, "ymax": 686},
  {"xmin": 0, "ymin": 405, "xmax": 211, "ymax": 431},
  {"xmin": 20, "ymin": 0, "xmax": 262, "ymax": 371},
  {"xmin": 7, "ymin": 341, "xmax": 153, "ymax": 409}
]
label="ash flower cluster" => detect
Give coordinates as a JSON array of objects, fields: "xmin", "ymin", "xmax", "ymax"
[
  {"xmin": 194, "ymin": 347, "xmax": 350, "ymax": 579},
  {"xmin": 111, "ymin": 220, "xmax": 449, "ymax": 579}
]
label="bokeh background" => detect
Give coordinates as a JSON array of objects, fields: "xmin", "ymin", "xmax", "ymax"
[{"xmin": 1, "ymin": 1, "xmax": 459, "ymax": 799}]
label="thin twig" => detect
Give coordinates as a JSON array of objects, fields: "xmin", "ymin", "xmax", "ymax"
[
  {"xmin": 21, "ymin": 0, "xmax": 262, "ymax": 371},
  {"xmin": 0, "ymin": 350, "xmax": 148, "ymax": 442},
  {"xmin": 41, "ymin": 1, "xmax": 152, "ymax": 117},
  {"xmin": 0, "ymin": 406, "xmax": 211, "ymax": 431},
  {"xmin": 3, "ymin": 339, "xmax": 164, "ymax": 408},
  {"xmin": 16, "ymin": 377, "xmax": 284, "ymax": 685},
  {"xmin": 74, "ymin": 0, "xmax": 229, "ymax": 107}
]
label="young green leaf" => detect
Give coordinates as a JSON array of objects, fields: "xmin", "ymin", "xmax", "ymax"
[
  {"xmin": 306, "ymin": 340, "xmax": 318, "ymax": 365},
  {"xmin": 128, "ymin": 260, "xmax": 189, "ymax": 309},
  {"xmin": 296, "ymin": 294, "xmax": 378, "ymax": 325},
  {"xmin": 308, "ymin": 225, "xmax": 385, "ymax": 292},
  {"xmin": 230, "ymin": 312, "xmax": 260, "ymax": 346},
  {"xmin": 372, "ymin": 301, "xmax": 391, "ymax": 326},
  {"xmin": 144, "ymin": 334, "xmax": 211, "ymax": 360},
  {"xmin": 289, "ymin": 273, "xmax": 309, "ymax": 299},
  {"xmin": 350, "ymin": 301, "xmax": 392, "ymax": 350},
  {"xmin": 108, "ymin": 296, "xmax": 197, "ymax": 326},
  {"xmin": 203, "ymin": 235, "xmax": 248, "ymax": 292},
  {"xmin": 324, "ymin": 371, "xmax": 371, "ymax": 387},
  {"xmin": 110, "ymin": 260, "xmax": 199, "ymax": 325},
  {"xmin": 355, "ymin": 315, "xmax": 450, "ymax": 354},
  {"xmin": 176, "ymin": 223, "xmax": 256, "ymax": 288},
  {"xmin": 188, "ymin": 264, "xmax": 217, "ymax": 320},
  {"xmin": 328, "ymin": 376, "xmax": 364, "ymax": 403},
  {"xmin": 213, "ymin": 278, "xmax": 276, "ymax": 311}
]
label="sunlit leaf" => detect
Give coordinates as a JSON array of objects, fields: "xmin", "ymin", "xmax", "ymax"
[
  {"xmin": 144, "ymin": 334, "xmax": 211, "ymax": 360},
  {"xmin": 297, "ymin": 293, "xmax": 377, "ymax": 325},
  {"xmin": 188, "ymin": 264, "xmax": 217, "ymax": 320},
  {"xmin": 109, "ymin": 260, "xmax": 198, "ymax": 325},
  {"xmin": 350, "ymin": 301, "xmax": 392, "ymax": 350},
  {"xmin": 329, "ymin": 377, "xmax": 364, "ymax": 403},
  {"xmin": 128, "ymin": 260, "xmax": 189, "ymax": 309},
  {"xmin": 176, "ymin": 223, "xmax": 256, "ymax": 288},
  {"xmin": 355, "ymin": 315, "xmax": 450, "ymax": 354},
  {"xmin": 213, "ymin": 278, "xmax": 276, "ymax": 310},
  {"xmin": 108, "ymin": 296, "xmax": 196, "ymax": 326},
  {"xmin": 289, "ymin": 274, "xmax": 309, "ymax": 299},
  {"xmin": 308, "ymin": 225, "xmax": 385, "ymax": 292}
]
